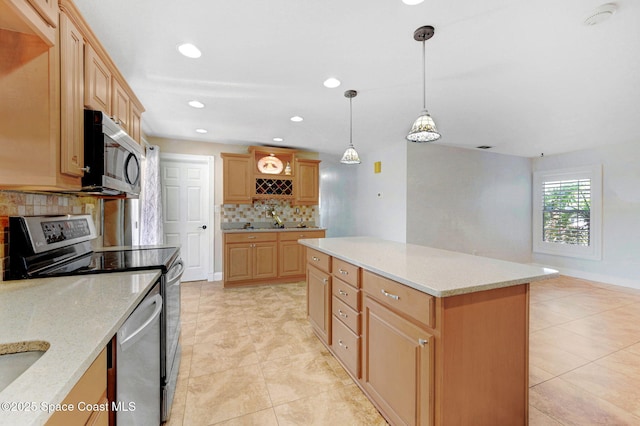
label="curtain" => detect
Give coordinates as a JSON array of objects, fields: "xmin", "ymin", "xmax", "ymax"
[{"xmin": 140, "ymin": 145, "xmax": 164, "ymax": 245}]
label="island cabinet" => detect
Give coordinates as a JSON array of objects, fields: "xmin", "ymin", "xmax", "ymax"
[
  {"xmin": 304, "ymin": 244, "xmax": 533, "ymax": 426},
  {"xmin": 306, "ymin": 248, "xmax": 332, "ymax": 344},
  {"xmin": 46, "ymin": 347, "xmax": 108, "ymax": 426}
]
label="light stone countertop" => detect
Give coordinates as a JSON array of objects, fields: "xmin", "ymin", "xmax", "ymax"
[
  {"xmin": 299, "ymin": 237, "xmax": 558, "ymax": 297},
  {"xmin": 0, "ymin": 271, "xmax": 161, "ymax": 426},
  {"xmin": 222, "ymin": 227, "xmax": 326, "ymax": 234}
]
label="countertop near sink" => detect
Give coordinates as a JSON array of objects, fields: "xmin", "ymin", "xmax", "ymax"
[
  {"xmin": 0, "ymin": 271, "xmax": 161, "ymax": 426},
  {"xmin": 222, "ymin": 227, "xmax": 326, "ymax": 234}
]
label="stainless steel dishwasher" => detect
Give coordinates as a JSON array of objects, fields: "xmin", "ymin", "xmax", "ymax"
[{"xmin": 117, "ymin": 281, "xmax": 162, "ymax": 425}]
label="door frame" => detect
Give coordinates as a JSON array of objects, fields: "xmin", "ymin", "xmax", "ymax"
[{"xmin": 160, "ymin": 152, "xmax": 215, "ymax": 281}]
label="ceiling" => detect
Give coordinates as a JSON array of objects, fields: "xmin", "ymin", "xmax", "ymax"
[{"xmin": 73, "ymin": 0, "xmax": 640, "ymax": 158}]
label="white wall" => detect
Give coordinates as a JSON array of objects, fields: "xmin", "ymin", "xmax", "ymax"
[
  {"xmin": 532, "ymin": 141, "xmax": 640, "ymax": 288},
  {"xmin": 406, "ymin": 143, "xmax": 532, "ymax": 263},
  {"xmin": 354, "ymin": 143, "xmax": 407, "ymax": 242}
]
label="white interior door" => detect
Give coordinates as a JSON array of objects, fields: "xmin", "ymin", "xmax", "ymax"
[{"xmin": 160, "ymin": 154, "xmax": 213, "ymax": 282}]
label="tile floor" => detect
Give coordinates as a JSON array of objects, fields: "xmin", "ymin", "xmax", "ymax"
[{"xmin": 167, "ymin": 276, "xmax": 640, "ymax": 425}]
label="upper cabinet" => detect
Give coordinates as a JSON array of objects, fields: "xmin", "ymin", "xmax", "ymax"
[
  {"xmin": 221, "ymin": 146, "xmax": 320, "ymax": 205},
  {"xmin": 0, "ymin": 0, "xmax": 57, "ymax": 46},
  {"xmin": 0, "ymin": 0, "xmax": 145, "ymax": 191}
]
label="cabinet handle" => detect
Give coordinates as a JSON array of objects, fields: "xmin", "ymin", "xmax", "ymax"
[
  {"xmin": 322, "ymin": 278, "xmax": 328, "ymax": 284},
  {"xmin": 247, "ymin": 236, "xmax": 257, "ymax": 239},
  {"xmin": 338, "ymin": 339, "xmax": 348, "ymax": 350},
  {"xmin": 312, "ymin": 256, "xmax": 320, "ymax": 261},
  {"xmin": 418, "ymin": 338, "xmax": 429, "ymax": 346},
  {"xmin": 338, "ymin": 309, "xmax": 348, "ymax": 318},
  {"xmin": 380, "ymin": 289, "xmax": 400, "ymax": 300},
  {"xmin": 338, "ymin": 269, "xmax": 348, "ymax": 275},
  {"xmin": 80, "ymin": 166, "xmax": 91, "ymax": 173},
  {"xmin": 338, "ymin": 289, "xmax": 348, "ymax": 297}
]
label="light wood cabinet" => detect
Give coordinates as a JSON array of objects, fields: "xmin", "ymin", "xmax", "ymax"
[
  {"xmin": 46, "ymin": 347, "xmax": 107, "ymax": 426},
  {"xmin": 0, "ymin": 0, "xmax": 56, "ymax": 46},
  {"xmin": 307, "ymin": 264, "xmax": 331, "ymax": 344},
  {"xmin": 362, "ymin": 295, "xmax": 434, "ymax": 426},
  {"xmin": 84, "ymin": 43, "xmax": 111, "ymax": 115},
  {"xmin": 59, "ymin": 11, "xmax": 85, "ymax": 178},
  {"xmin": 224, "ymin": 232, "xmax": 278, "ymax": 283},
  {"xmin": 294, "ymin": 159, "xmax": 320, "ymax": 205},
  {"xmin": 111, "ymin": 78, "xmax": 130, "ymax": 133},
  {"xmin": 278, "ymin": 230, "xmax": 326, "ymax": 277},
  {"xmin": 130, "ymin": 102, "xmax": 142, "ymax": 143},
  {"xmin": 221, "ymin": 153, "xmax": 252, "ymax": 204}
]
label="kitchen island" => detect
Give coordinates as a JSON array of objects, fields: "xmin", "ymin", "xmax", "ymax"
[
  {"xmin": 299, "ymin": 237, "xmax": 558, "ymax": 426},
  {"xmin": 0, "ymin": 271, "xmax": 160, "ymax": 426}
]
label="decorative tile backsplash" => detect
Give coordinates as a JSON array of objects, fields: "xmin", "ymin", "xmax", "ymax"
[
  {"xmin": 221, "ymin": 199, "xmax": 317, "ymax": 225},
  {"xmin": 0, "ymin": 191, "xmax": 99, "ymax": 281}
]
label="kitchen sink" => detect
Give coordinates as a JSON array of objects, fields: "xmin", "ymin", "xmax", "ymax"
[{"xmin": 0, "ymin": 341, "xmax": 49, "ymax": 392}]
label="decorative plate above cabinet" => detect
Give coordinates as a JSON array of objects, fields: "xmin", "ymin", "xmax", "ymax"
[{"xmin": 257, "ymin": 155, "xmax": 284, "ymax": 174}]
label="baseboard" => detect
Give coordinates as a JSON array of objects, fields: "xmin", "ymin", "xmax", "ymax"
[
  {"xmin": 209, "ymin": 271, "xmax": 223, "ymax": 282},
  {"xmin": 530, "ymin": 263, "xmax": 640, "ymax": 291}
]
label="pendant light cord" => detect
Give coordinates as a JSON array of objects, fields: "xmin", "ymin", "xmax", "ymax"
[
  {"xmin": 422, "ymin": 39, "xmax": 426, "ymax": 110},
  {"xmin": 349, "ymin": 96, "xmax": 354, "ymax": 147}
]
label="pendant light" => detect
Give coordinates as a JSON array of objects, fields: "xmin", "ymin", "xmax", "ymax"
[
  {"xmin": 406, "ymin": 25, "xmax": 441, "ymax": 143},
  {"xmin": 340, "ymin": 90, "xmax": 361, "ymax": 164}
]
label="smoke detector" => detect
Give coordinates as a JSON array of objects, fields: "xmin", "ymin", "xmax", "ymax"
[{"xmin": 584, "ymin": 3, "xmax": 618, "ymax": 26}]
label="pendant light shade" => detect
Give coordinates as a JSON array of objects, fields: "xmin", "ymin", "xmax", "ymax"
[
  {"xmin": 341, "ymin": 90, "xmax": 361, "ymax": 164},
  {"xmin": 407, "ymin": 25, "xmax": 441, "ymax": 143}
]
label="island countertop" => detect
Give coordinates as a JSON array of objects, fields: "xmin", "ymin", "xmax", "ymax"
[
  {"xmin": 0, "ymin": 271, "xmax": 161, "ymax": 426},
  {"xmin": 299, "ymin": 237, "xmax": 558, "ymax": 297}
]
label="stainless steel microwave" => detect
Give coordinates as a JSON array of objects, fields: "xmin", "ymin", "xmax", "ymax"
[{"xmin": 82, "ymin": 110, "xmax": 142, "ymax": 197}]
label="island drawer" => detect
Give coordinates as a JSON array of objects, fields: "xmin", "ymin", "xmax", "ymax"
[
  {"xmin": 306, "ymin": 248, "xmax": 330, "ymax": 272},
  {"xmin": 332, "ymin": 295, "xmax": 360, "ymax": 334},
  {"xmin": 225, "ymin": 232, "xmax": 277, "ymax": 243},
  {"xmin": 331, "ymin": 315, "xmax": 360, "ymax": 378},
  {"xmin": 332, "ymin": 258, "xmax": 360, "ymax": 288},
  {"xmin": 362, "ymin": 270, "xmax": 434, "ymax": 328},
  {"xmin": 332, "ymin": 277, "xmax": 359, "ymax": 310},
  {"xmin": 280, "ymin": 230, "xmax": 325, "ymax": 241}
]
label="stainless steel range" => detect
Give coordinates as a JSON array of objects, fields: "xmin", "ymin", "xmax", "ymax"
[{"xmin": 6, "ymin": 214, "xmax": 183, "ymax": 423}]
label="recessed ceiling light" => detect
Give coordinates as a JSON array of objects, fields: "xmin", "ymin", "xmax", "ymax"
[
  {"xmin": 195, "ymin": 128, "xmax": 208, "ymax": 134},
  {"xmin": 584, "ymin": 3, "xmax": 617, "ymax": 26},
  {"xmin": 178, "ymin": 43, "xmax": 201, "ymax": 58},
  {"xmin": 290, "ymin": 116, "xmax": 304, "ymax": 122},
  {"xmin": 323, "ymin": 78, "xmax": 341, "ymax": 88},
  {"xmin": 273, "ymin": 137, "xmax": 284, "ymax": 142},
  {"xmin": 188, "ymin": 100, "xmax": 205, "ymax": 108},
  {"xmin": 402, "ymin": 0, "xmax": 424, "ymax": 5}
]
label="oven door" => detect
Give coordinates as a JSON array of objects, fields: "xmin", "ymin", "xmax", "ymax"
[{"xmin": 163, "ymin": 258, "xmax": 184, "ymax": 378}]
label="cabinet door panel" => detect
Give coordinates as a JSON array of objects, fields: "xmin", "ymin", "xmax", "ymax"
[
  {"xmin": 225, "ymin": 244, "xmax": 252, "ymax": 282},
  {"xmin": 294, "ymin": 159, "xmax": 319, "ymax": 204},
  {"xmin": 253, "ymin": 242, "xmax": 277, "ymax": 279},
  {"xmin": 222, "ymin": 154, "xmax": 252, "ymax": 204},
  {"xmin": 362, "ymin": 296, "xmax": 433, "ymax": 426},
  {"xmin": 84, "ymin": 44, "xmax": 112, "ymax": 115},
  {"xmin": 307, "ymin": 265, "xmax": 331, "ymax": 344},
  {"xmin": 279, "ymin": 240, "xmax": 304, "ymax": 277},
  {"xmin": 112, "ymin": 79, "xmax": 130, "ymax": 132},
  {"xmin": 59, "ymin": 13, "xmax": 85, "ymax": 177}
]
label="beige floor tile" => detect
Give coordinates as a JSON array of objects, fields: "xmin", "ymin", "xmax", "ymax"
[
  {"xmin": 529, "ymin": 364, "xmax": 556, "ymax": 387},
  {"xmin": 530, "ymin": 377, "xmax": 640, "ymax": 425},
  {"xmin": 273, "ymin": 384, "xmax": 388, "ymax": 426},
  {"xmin": 561, "ymin": 362, "xmax": 640, "ymax": 416},
  {"xmin": 531, "ymin": 326, "xmax": 621, "ymax": 361},
  {"xmin": 190, "ymin": 335, "xmax": 259, "ymax": 377},
  {"xmin": 529, "ymin": 336, "xmax": 591, "ymax": 376},
  {"xmin": 559, "ymin": 314, "xmax": 640, "ymax": 349},
  {"xmin": 183, "ymin": 364, "xmax": 271, "ymax": 426},
  {"xmin": 529, "ymin": 302, "xmax": 577, "ymax": 331},
  {"xmin": 214, "ymin": 408, "xmax": 279, "ymax": 426},
  {"xmin": 260, "ymin": 350, "xmax": 347, "ymax": 405},
  {"xmin": 528, "ymin": 405, "xmax": 563, "ymax": 425},
  {"xmin": 594, "ymin": 348, "xmax": 640, "ymax": 382},
  {"xmin": 194, "ymin": 315, "xmax": 251, "ymax": 344}
]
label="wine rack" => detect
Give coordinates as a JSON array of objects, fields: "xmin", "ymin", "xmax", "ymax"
[{"xmin": 255, "ymin": 178, "xmax": 293, "ymax": 196}]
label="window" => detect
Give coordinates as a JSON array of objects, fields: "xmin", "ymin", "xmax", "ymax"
[{"xmin": 533, "ymin": 165, "xmax": 602, "ymax": 260}]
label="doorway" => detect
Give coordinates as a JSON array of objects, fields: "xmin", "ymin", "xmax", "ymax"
[{"xmin": 160, "ymin": 153, "xmax": 214, "ymax": 282}]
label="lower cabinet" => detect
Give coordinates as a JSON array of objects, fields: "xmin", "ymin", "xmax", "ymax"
[
  {"xmin": 362, "ymin": 296, "xmax": 433, "ymax": 426},
  {"xmin": 46, "ymin": 347, "xmax": 108, "ymax": 426},
  {"xmin": 307, "ymin": 264, "xmax": 331, "ymax": 344},
  {"xmin": 223, "ymin": 230, "xmax": 325, "ymax": 287}
]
